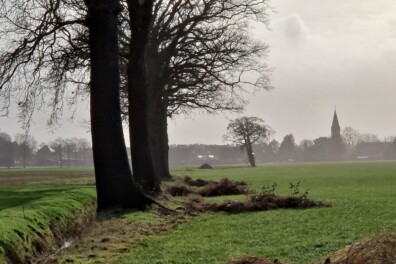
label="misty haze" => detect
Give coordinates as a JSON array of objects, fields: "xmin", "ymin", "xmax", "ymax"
[{"xmin": 0, "ymin": 1, "xmax": 396, "ymax": 264}]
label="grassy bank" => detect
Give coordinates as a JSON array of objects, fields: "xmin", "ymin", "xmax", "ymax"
[{"xmin": 0, "ymin": 168, "xmax": 96, "ymax": 263}]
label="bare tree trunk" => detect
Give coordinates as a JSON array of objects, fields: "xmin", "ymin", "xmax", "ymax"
[
  {"xmin": 127, "ymin": 0, "xmax": 161, "ymax": 195},
  {"xmin": 59, "ymin": 146, "xmax": 63, "ymax": 168},
  {"xmin": 245, "ymin": 141, "xmax": 256, "ymax": 167},
  {"xmin": 6, "ymin": 142, "xmax": 12, "ymax": 169},
  {"xmin": 156, "ymin": 101, "xmax": 171, "ymax": 179},
  {"xmin": 128, "ymin": 65, "xmax": 160, "ymax": 194},
  {"xmin": 148, "ymin": 94, "xmax": 171, "ymax": 180},
  {"xmin": 87, "ymin": 0, "xmax": 149, "ymax": 211}
]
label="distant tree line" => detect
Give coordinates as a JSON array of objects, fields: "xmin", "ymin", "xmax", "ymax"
[
  {"xmin": 0, "ymin": 132, "xmax": 93, "ymax": 168},
  {"xmin": 169, "ymin": 126, "xmax": 396, "ymax": 166}
]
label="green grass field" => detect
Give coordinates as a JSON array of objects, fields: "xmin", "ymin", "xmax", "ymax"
[
  {"xmin": 118, "ymin": 161, "xmax": 396, "ymax": 264},
  {"xmin": 0, "ymin": 168, "xmax": 96, "ymax": 263},
  {"xmin": 1, "ymin": 162, "xmax": 396, "ymax": 264}
]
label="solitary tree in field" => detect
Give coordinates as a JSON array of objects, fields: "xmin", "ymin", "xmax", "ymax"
[{"xmin": 224, "ymin": 117, "xmax": 273, "ymax": 167}]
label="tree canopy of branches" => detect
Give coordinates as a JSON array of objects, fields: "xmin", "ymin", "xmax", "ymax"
[
  {"xmin": 0, "ymin": 0, "xmax": 152, "ymax": 211},
  {"xmin": 0, "ymin": 0, "xmax": 89, "ymax": 129},
  {"xmin": 120, "ymin": 0, "xmax": 272, "ymax": 182},
  {"xmin": 223, "ymin": 117, "xmax": 273, "ymax": 167},
  {"xmin": 341, "ymin": 127, "xmax": 361, "ymax": 152}
]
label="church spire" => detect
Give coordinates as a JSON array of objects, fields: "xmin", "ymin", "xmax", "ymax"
[{"xmin": 331, "ymin": 110, "xmax": 341, "ymax": 139}]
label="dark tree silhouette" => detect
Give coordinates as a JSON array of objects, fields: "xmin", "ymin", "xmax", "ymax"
[
  {"xmin": 119, "ymin": 0, "xmax": 272, "ymax": 182},
  {"xmin": 0, "ymin": 0, "xmax": 150, "ymax": 211},
  {"xmin": 126, "ymin": 0, "xmax": 161, "ymax": 194},
  {"xmin": 278, "ymin": 134, "xmax": 298, "ymax": 161},
  {"xmin": 84, "ymin": 0, "xmax": 151, "ymax": 211},
  {"xmin": 223, "ymin": 117, "xmax": 273, "ymax": 167},
  {"xmin": 0, "ymin": 132, "xmax": 15, "ymax": 168},
  {"xmin": 0, "ymin": 0, "xmax": 272, "ymax": 195}
]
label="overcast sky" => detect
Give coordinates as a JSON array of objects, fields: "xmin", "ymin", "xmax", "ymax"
[
  {"xmin": 168, "ymin": 0, "xmax": 396, "ymax": 145},
  {"xmin": 1, "ymin": 0, "xmax": 396, "ymax": 145}
]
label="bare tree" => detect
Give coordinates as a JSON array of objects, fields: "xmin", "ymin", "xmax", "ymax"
[
  {"xmin": 77, "ymin": 138, "xmax": 91, "ymax": 165},
  {"xmin": 121, "ymin": 0, "xmax": 272, "ymax": 183},
  {"xmin": 0, "ymin": 0, "xmax": 150, "ymax": 211},
  {"xmin": 86, "ymin": 0, "xmax": 151, "ymax": 210},
  {"xmin": 63, "ymin": 139, "xmax": 75, "ymax": 166},
  {"xmin": 50, "ymin": 137, "xmax": 64, "ymax": 168},
  {"xmin": 341, "ymin": 127, "xmax": 361, "ymax": 152},
  {"xmin": 0, "ymin": 132, "xmax": 15, "ymax": 168},
  {"xmin": 0, "ymin": 0, "xmax": 89, "ymax": 130},
  {"xmin": 126, "ymin": 0, "xmax": 161, "ymax": 194},
  {"xmin": 15, "ymin": 134, "xmax": 37, "ymax": 168},
  {"xmin": 360, "ymin": 133, "xmax": 380, "ymax": 143},
  {"xmin": 223, "ymin": 117, "xmax": 273, "ymax": 167}
]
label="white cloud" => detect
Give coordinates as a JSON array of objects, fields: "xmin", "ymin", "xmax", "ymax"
[{"xmin": 272, "ymin": 13, "xmax": 310, "ymax": 44}]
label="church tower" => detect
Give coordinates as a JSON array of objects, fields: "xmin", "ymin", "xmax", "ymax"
[{"xmin": 331, "ymin": 110, "xmax": 341, "ymax": 140}]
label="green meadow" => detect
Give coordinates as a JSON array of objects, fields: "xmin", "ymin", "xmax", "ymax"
[
  {"xmin": 1, "ymin": 162, "xmax": 396, "ymax": 263},
  {"xmin": 119, "ymin": 161, "xmax": 396, "ymax": 264}
]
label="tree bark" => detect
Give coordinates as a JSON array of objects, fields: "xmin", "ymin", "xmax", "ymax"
[
  {"xmin": 245, "ymin": 140, "xmax": 256, "ymax": 167},
  {"xmin": 149, "ymin": 94, "xmax": 172, "ymax": 180},
  {"xmin": 86, "ymin": 0, "xmax": 149, "ymax": 211},
  {"xmin": 127, "ymin": 0, "xmax": 161, "ymax": 195}
]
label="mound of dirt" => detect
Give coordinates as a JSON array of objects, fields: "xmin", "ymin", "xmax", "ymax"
[
  {"xmin": 167, "ymin": 177, "xmax": 248, "ymax": 197},
  {"xmin": 197, "ymin": 192, "xmax": 329, "ymax": 213},
  {"xmin": 318, "ymin": 232, "xmax": 396, "ymax": 264},
  {"xmin": 182, "ymin": 176, "xmax": 212, "ymax": 187},
  {"xmin": 165, "ymin": 183, "xmax": 193, "ymax": 197},
  {"xmin": 198, "ymin": 177, "xmax": 248, "ymax": 197},
  {"xmin": 227, "ymin": 256, "xmax": 287, "ymax": 264},
  {"xmin": 198, "ymin": 163, "xmax": 213, "ymax": 169}
]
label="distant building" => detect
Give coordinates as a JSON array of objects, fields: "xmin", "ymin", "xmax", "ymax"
[
  {"xmin": 331, "ymin": 110, "xmax": 341, "ymax": 141},
  {"xmin": 330, "ymin": 110, "xmax": 347, "ymax": 157},
  {"xmin": 303, "ymin": 110, "xmax": 346, "ymax": 161}
]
